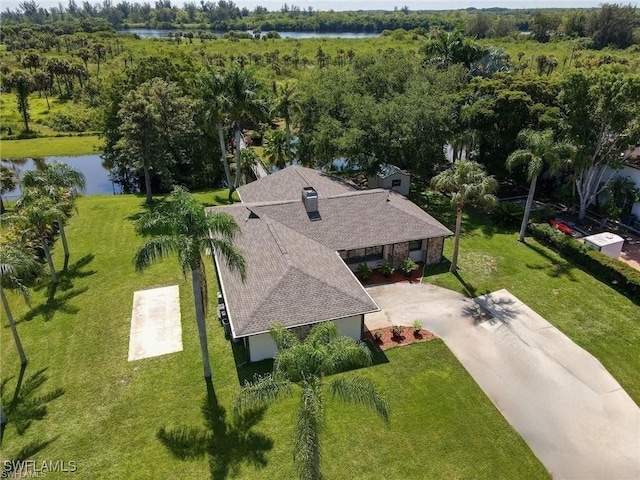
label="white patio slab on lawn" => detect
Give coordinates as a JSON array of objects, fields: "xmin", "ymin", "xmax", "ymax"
[{"xmin": 128, "ymin": 285, "xmax": 183, "ymax": 361}]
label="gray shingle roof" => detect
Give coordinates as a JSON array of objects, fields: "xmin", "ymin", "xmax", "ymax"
[
  {"xmin": 238, "ymin": 165, "xmax": 358, "ymax": 202},
  {"xmin": 211, "ymin": 205, "xmax": 379, "ymax": 337},
  {"xmin": 212, "ymin": 165, "xmax": 452, "ymax": 339},
  {"xmin": 377, "ymin": 164, "xmax": 409, "ymax": 178}
]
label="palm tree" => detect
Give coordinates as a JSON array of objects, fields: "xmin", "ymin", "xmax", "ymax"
[
  {"xmin": 506, "ymin": 129, "xmax": 575, "ymax": 242},
  {"xmin": 0, "ymin": 164, "xmax": 18, "ymax": 215},
  {"xmin": 263, "ymin": 129, "xmax": 288, "ymax": 170},
  {"xmin": 273, "ymin": 82, "xmax": 299, "ymax": 165},
  {"xmin": 234, "ymin": 322, "xmax": 389, "ymax": 480},
  {"xmin": 225, "ymin": 68, "xmax": 267, "ymax": 196},
  {"xmin": 8, "ymin": 193, "xmax": 66, "ymax": 284},
  {"xmin": 431, "ymin": 161, "xmax": 497, "ymax": 273},
  {"xmin": 0, "ymin": 244, "xmax": 41, "ymax": 366},
  {"xmin": 199, "ymin": 70, "xmax": 233, "ymax": 188},
  {"xmin": 134, "ymin": 187, "xmax": 246, "ymax": 379},
  {"xmin": 21, "ymin": 162, "xmax": 86, "ymax": 261}
]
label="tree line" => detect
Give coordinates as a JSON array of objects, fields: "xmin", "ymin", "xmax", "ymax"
[{"xmin": 2, "ymin": 1, "xmax": 638, "ymax": 49}]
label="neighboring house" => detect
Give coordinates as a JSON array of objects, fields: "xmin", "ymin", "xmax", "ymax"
[
  {"xmin": 211, "ymin": 166, "xmax": 452, "ymax": 362},
  {"xmin": 621, "ymin": 147, "xmax": 640, "ymax": 220},
  {"xmin": 367, "ymin": 164, "xmax": 411, "ymax": 197}
]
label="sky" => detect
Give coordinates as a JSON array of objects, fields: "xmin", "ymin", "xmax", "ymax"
[{"xmin": 2, "ymin": 0, "xmax": 638, "ymax": 12}]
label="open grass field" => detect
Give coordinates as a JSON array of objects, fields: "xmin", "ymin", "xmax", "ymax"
[
  {"xmin": 0, "ymin": 135, "xmax": 102, "ymax": 159},
  {"xmin": 0, "ymin": 191, "xmax": 548, "ymax": 479},
  {"xmin": 418, "ymin": 190, "xmax": 640, "ymax": 404}
]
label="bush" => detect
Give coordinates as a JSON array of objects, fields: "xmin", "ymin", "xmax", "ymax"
[
  {"xmin": 530, "ymin": 206, "xmax": 556, "ymax": 224},
  {"xmin": 400, "ymin": 258, "xmax": 419, "ymax": 276},
  {"xmin": 378, "ymin": 260, "xmax": 395, "ymax": 277},
  {"xmin": 356, "ymin": 263, "xmax": 372, "ymax": 281},
  {"xmin": 529, "ymin": 223, "xmax": 640, "ymax": 302},
  {"xmin": 493, "ymin": 201, "xmax": 525, "ymax": 228},
  {"xmin": 373, "ymin": 330, "xmax": 383, "ymax": 342},
  {"xmin": 412, "ymin": 320, "xmax": 421, "ymax": 333},
  {"xmin": 392, "ymin": 325, "xmax": 404, "ymax": 338}
]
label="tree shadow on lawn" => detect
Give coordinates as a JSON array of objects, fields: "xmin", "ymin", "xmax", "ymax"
[
  {"xmin": 523, "ymin": 240, "xmax": 578, "ymax": 282},
  {"xmin": 19, "ymin": 254, "xmax": 95, "ymax": 323},
  {"xmin": 0, "ymin": 366, "xmax": 65, "ymax": 444},
  {"xmin": 157, "ymin": 378, "xmax": 273, "ymax": 480},
  {"xmin": 0, "ymin": 438, "xmax": 60, "ymax": 478}
]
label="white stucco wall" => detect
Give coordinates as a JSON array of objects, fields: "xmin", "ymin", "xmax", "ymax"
[
  {"xmin": 382, "ymin": 173, "xmax": 410, "ymax": 197},
  {"xmin": 246, "ymin": 315, "xmax": 363, "ymax": 362}
]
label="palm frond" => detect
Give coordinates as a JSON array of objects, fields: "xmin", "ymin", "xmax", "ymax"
[
  {"xmin": 209, "ymin": 238, "xmax": 246, "ymax": 281},
  {"xmin": 304, "ymin": 321, "xmax": 338, "ymax": 347},
  {"xmin": 270, "ymin": 322, "xmax": 300, "ymax": 351},
  {"xmin": 324, "ymin": 337, "xmax": 372, "ymax": 375},
  {"xmin": 331, "ymin": 376, "xmax": 390, "ymax": 424},
  {"xmin": 206, "ymin": 211, "xmax": 241, "ymax": 239},
  {"xmin": 232, "ymin": 373, "xmax": 293, "ymax": 418},
  {"xmin": 133, "ymin": 236, "xmax": 179, "ymax": 272}
]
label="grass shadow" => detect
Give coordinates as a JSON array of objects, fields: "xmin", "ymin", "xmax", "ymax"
[
  {"xmin": 452, "ymin": 271, "xmax": 479, "ymax": 298},
  {"xmin": 0, "ymin": 367, "xmax": 65, "ymax": 438},
  {"xmin": 157, "ymin": 377, "xmax": 273, "ymax": 480},
  {"xmin": 422, "ymin": 260, "xmax": 451, "ymax": 277},
  {"xmin": 1, "ymin": 437, "xmax": 59, "ymax": 478},
  {"xmin": 231, "ymin": 341, "xmax": 274, "ymax": 386},
  {"xmin": 362, "ymin": 338, "xmax": 390, "ymax": 366},
  {"xmin": 523, "ymin": 241, "xmax": 577, "ymax": 282},
  {"xmin": 19, "ymin": 285, "xmax": 88, "ymax": 323}
]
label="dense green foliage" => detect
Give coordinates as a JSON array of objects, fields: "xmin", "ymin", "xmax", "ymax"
[{"xmin": 528, "ymin": 223, "xmax": 640, "ymax": 303}]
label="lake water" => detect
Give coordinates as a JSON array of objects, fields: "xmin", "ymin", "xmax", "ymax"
[
  {"xmin": 117, "ymin": 29, "xmax": 379, "ymax": 39},
  {"xmin": 2, "ymin": 155, "xmax": 121, "ymax": 199}
]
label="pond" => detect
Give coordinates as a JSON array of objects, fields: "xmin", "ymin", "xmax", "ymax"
[
  {"xmin": 2, "ymin": 155, "xmax": 121, "ymax": 200},
  {"xmin": 117, "ymin": 29, "xmax": 379, "ymax": 39}
]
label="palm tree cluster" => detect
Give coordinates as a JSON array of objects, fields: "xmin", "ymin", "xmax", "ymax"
[
  {"xmin": 1, "ymin": 161, "xmax": 85, "ymax": 366},
  {"xmin": 234, "ymin": 322, "xmax": 389, "ymax": 480}
]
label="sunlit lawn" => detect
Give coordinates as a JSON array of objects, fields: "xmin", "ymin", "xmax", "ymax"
[
  {"xmin": 0, "ymin": 191, "xmax": 548, "ymax": 479},
  {"xmin": 0, "ymin": 135, "xmax": 103, "ymax": 159},
  {"xmin": 417, "ymin": 189, "xmax": 640, "ymax": 404}
]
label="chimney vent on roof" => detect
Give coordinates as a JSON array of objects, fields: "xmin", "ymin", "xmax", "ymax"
[{"xmin": 301, "ymin": 187, "xmax": 321, "ymax": 221}]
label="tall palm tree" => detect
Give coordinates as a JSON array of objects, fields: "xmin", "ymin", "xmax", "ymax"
[
  {"xmin": 506, "ymin": 129, "xmax": 575, "ymax": 242},
  {"xmin": 21, "ymin": 162, "xmax": 86, "ymax": 260},
  {"xmin": 134, "ymin": 187, "xmax": 246, "ymax": 379},
  {"xmin": 263, "ymin": 129, "xmax": 288, "ymax": 170},
  {"xmin": 0, "ymin": 244, "xmax": 41, "ymax": 366},
  {"xmin": 273, "ymin": 82, "xmax": 299, "ymax": 165},
  {"xmin": 225, "ymin": 68, "xmax": 267, "ymax": 196},
  {"xmin": 234, "ymin": 322, "xmax": 389, "ymax": 480},
  {"xmin": 199, "ymin": 70, "xmax": 233, "ymax": 188},
  {"xmin": 8, "ymin": 193, "xmax": 66, "ymax": 284},
  {"xmin": 431, "ymin": 160, "xmax": 497, "ymax": 273}
]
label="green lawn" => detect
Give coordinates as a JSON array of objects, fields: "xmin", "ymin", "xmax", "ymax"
[
  {"xmin": 0, "ymin": 135, "xmax": 103, "ymax": 159},
  {"xmin": 0, "ymin": 192, "xmax": 548, "ymax": 479},
  {"xmin": 417, "ymin": 190, "xmax": 640, "ymax": 404}
]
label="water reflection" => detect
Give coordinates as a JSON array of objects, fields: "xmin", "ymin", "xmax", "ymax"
[
  {"xmin": 1, "ymin": 155, "xmax": 121, "ymax": 199},
  {"xmin": 117, "ymin": 29, "xmax": 379, "ymax": 39}
]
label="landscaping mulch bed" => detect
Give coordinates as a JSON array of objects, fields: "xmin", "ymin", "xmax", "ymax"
[
  {"xmin": 364, "ymin": 326, "xmax": 436, "ymax": 351},
  {"xmin": 360, "ymin": 262, "xmax": 424, "ymax": 286}
]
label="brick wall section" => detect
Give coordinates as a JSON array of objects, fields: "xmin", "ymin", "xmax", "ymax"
[
  {"xmin": 392, "ymin": 242, "xmax": 409, "ymax": 266},
  {"xmin": 426, "ymin": 237, "xmax": 444, "ymax": 264}
]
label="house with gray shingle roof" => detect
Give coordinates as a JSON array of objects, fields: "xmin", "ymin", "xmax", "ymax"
[
  {"xmin": 210, "ymin": 166, "xmax": 452, "ymax": 362},
  {"xmin": 367, "ymin": 164, "xmax": 411, "ymax": 196}
]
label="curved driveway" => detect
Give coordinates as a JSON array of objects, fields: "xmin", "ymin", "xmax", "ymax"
[{"xmin": 365, "ymin": 283, "xmax": 640, "ymax": 480}]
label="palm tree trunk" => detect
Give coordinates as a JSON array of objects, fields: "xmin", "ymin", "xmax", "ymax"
[
  {"xmin": 41, "ymin": 234, "xmax": 58, "ymax": 284},
  {"xmin": 1, "ymin": 286, "xmax": 27, "ymax": 366},
  {"xmin": 450, "ymin": 205, "xmax": 463, "ymax": 273},
  {"xmin": 285, "ymin": 118, "xmax": 292, "ymax": 165},
  {"xmin": 233, "ymin": 127, "xmax": 243, "ymax": 189},
  {"xmin": 143, "ymin": 164, "xmax": 153, "ymax": 205},
  {"xmin": 192, "ymin": 266, "xmax": 212, "ymax": 379},
  {"xmin": 58, "ymin": 219, "xmax": 69, "ymax": 259},
  {"xmin": 216, "ymin": 122, "xmax": 232, "ymax": 188},
  {"xmin": 518, "ymin": 175, "xmax": 537, "ymax": 243}
]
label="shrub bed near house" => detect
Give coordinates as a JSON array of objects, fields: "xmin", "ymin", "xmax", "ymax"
[{"xmin": 529, "ymin": 223, "xmax": 640, "ymax": 303}]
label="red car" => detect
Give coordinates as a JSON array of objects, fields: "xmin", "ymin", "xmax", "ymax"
[{"xmin": 549, "ymin": 219, "xmax": 573, "ymax": 235}]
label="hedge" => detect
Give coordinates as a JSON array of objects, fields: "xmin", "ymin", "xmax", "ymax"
[{"xmin": 528, "ymin": 223, "xmax": 640, "ymax": 303}]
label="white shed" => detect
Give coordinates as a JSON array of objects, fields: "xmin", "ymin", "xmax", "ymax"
[
  {"xmin": 367, "ymin": 164, "xmax": 410, "ymax": 197},
  {"xmin": 583, "ymin": 232, "xmax": 625, "ymax": 259}
]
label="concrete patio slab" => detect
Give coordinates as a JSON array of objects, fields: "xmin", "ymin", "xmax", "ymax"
[
  {"xmin": 365, "ymin": 284, "xmax": 640, "ymax": 480},
  {"xmin": 128, "ymin": 285, "xmax": 183, "ymax": 361}
]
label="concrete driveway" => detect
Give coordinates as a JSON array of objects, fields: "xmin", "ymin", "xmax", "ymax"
[{"xmin": 366, "ymin": 284, "xmax": 640, "ymax": 480}]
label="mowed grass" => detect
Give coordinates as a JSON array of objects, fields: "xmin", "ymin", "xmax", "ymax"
[
  {"xmin": 0, "ymin": 135, "xmax": 103, "ymax": 159},
  {"xmin": 419, "ymin": 190, "xmax": 640, "ymax": 404},
  {"xmin": 0, "ymin": 192, "xmax": 548, "ymax": 479}
]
